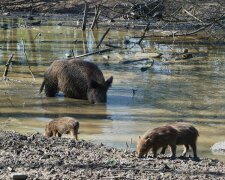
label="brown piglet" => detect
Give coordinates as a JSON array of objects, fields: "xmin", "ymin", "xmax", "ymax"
[
  {"xmin": 137, "ymin": 125, "xmax": 178, "ymax": 158},
  {"xmin": 160, "ymin": 124, "xmax": 199, "ymax": 158},
  {"xmin": 45, "ymin": 117, "xmax": 79, "ymax": 140}
]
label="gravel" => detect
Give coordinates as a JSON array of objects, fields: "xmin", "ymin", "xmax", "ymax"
[{"xmin": 0, "ymin": 131, "xmax": 225, "ymax": 179}]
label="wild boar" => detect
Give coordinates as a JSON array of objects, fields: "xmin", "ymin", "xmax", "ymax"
[
  {"xmin": 137, "ymin": 125, "xmax": 178, "ymax": 158},
  {"xmin": 45, "ymin": 117, "xmax": 79, "ymax": 140},
  {"xmin": 160, "ymin": 124, "xmax": 199, "ymax": 158},
  {"xmin": 40, "ymin": 59, "xmax": 113, "ymax": 104}
]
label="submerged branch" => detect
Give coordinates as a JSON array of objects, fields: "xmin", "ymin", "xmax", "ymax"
[
  {"xmin": 75, "ymin": 48, "xmax": 112, "ymax": 58},
  {"xmin": 21, "ymin": 39, "xmax": 35, "ymax": 81},
  {"xmin": 96, "ymin": 28, "xmax": 110, "ymax": 48},
  {"xmin": 137, "ymin": 22, "xmax": 150, "ymax": 45},
  {"xmin": 2, "ymin": 54, "xmax": 14, "ymax": 80}
]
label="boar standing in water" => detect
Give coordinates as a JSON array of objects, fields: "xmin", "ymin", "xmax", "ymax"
[
  {"xmin": 45, "ymin": 117, "xmax": 79, "ymax": 140},
  {"xmin": 160, "ymin": 124, "xmax": 199, "ymax": 158},
  {"xmin": 137, "ymin": 126, "xmax": 178, "ymax": 158},
  {"xmin": 40, "ymin": 59, "xmax": 113, "ymax": 104}
]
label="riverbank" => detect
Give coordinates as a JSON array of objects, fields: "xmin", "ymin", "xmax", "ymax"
[{"xmin": 0, "ymin": 131, "xmax": 224, "ymax": 179}]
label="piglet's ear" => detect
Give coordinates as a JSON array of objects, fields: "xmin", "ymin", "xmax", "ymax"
[
  {"xmin": 88, "ymin": 79, "xmax": 100, "ymax": 89},
  {"xmin": 139, "ymin": 136, "xmax": 141, "ymax": 140},
  {"xmin": 145, "ymin": 138, "xmax": 151, "ymax": 143},
  {"xmin": 105, "ymin": 76, "xmax": 113, "ymax": 88}
]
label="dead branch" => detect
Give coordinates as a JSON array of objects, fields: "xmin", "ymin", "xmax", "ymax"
[
  {"xmin": 91, "ymin": 4, "xmax": 101, "ymax": 29},
  {"xmin": 82, "ymin": 1, "xmax": 88, "ymax": 31},
  {"xmin": 183, "ymin": 8, "xmax": 203, "ymax": 23},
  {"xmin": 3, "ymin": 54, "xmax": 14, "ymax": 80},
  {"xmin": 96, "ymin": 28, "xmax": 110, "ymax": 48}
]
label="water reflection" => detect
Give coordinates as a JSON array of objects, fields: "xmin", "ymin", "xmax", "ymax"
[{"xmin": 0, "ymin": 15, "xmax": 225, "ymax": 161}]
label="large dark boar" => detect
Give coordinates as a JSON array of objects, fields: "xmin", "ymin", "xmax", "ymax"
[
  {"xmin": 137, "ymin": 126, "xmax": 178, "ymax": 158},
  {"xmin": 45, "ymin": 117, "xmax": 79, "ymax": 140},
  {"xmin": 160, "ymin": 124, "xmax": 199, "ymax": 158},
  {"xmin": 40, "ymin": 59, "xmax": 113, "ymax": 104}
]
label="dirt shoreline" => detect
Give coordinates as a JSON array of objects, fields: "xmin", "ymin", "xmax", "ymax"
[{"xmin": 0, "ymin": 131, "xmax": 225, "ymax": 179}]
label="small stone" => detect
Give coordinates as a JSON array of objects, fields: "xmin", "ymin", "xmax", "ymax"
[{"xmin": 7, "ymin": 166, "xmax": 13, "ymax": 172}]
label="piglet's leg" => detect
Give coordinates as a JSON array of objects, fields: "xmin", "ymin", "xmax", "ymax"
[
  {"xmin": 190, "ymin": 143, "xmax": 198, "ymax": 158},
  {"xmin": 152, "ymin": 147, "xmax": 158, "ymax": 158},
  {"xmin": 57, "ymin": 133, "xmax": 62, "ymax": 138},
  {"xmin": 70, "ymin": 129, "xmax": 78, "ymax": 140},
  {"xmin": 52, "ymin": 131, "xmax": 57, "ymax": 137}
]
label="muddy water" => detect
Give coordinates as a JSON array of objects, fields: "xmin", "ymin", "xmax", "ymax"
[{"xmin": 0, "ymin": 16, "xmax": 225, "ymax": 161}]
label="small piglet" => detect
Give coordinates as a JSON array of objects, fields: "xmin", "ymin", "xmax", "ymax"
[
  {"xmin": 160, "ymin": 124, "xmax": 199, "ymax": 158},
  {"xmin": 45, "ymin": 117, "xmax": 79, "ymax": 140},
  {"xmin": 137, "ymin": 125, "xmax": 178, "ymax": 158}
]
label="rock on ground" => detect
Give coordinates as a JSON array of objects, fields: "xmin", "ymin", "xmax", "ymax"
[{"xmin": 211, "ymin": 141, "xmax": 225, "ymax": 155}]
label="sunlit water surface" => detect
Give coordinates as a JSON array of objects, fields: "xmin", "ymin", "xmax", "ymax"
[{"xmin": 0, "ymin": 16, "xmax": 225, "ymax": 161}]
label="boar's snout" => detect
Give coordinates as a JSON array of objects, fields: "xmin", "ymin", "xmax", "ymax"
[{"xmin": 87, "ymin": 76, "xmax": 113, "ymax": 104}]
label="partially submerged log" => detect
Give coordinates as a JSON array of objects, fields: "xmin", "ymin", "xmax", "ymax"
[
  {"xmin": 135, "ymin": 52, "xmax": 162, "ymax": 58},
  {"xmin": 121, "ymin": 58, "xmax": 150, "ymax": 64}
]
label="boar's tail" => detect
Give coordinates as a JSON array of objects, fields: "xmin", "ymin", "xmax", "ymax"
[{"xmin": 39, "ymin": 80, "xmax": 45, "ymax": 94}]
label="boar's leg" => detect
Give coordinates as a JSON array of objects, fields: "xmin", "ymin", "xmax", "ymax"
[
  {"xmin": 190, "ymin": 143, "xmax": 198, "ymax": 158},
  {"xmin": 44, "ymin": 81, "xmax": 58, "ymax": 97},
  {"xmin": 169, "ymin": 144, "xmax": 176, "ymax": 158},
  {"xmin": 160, "ymin": 146, "xmax": 168, "ymax": 154},
  {"xmin": 181, "ymin": 144, "xmax": 189, "ymax": 157}
]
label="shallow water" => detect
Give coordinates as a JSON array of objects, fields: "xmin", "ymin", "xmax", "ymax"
[{"xmin": 0, "ymin": 15, "xmax": 225, "ymax": 161}]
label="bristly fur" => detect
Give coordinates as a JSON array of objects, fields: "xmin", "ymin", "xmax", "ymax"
[
  {"xmin": 45, "ymin": 117, "xmax": 79, "ymax": 140},
  {"xmin": 137, "ymin": 125, "xmax": 178, "ymax": 158},
  {"xmin": 40, "ymin": 59, "xmax": 113, "ymax": 103}
]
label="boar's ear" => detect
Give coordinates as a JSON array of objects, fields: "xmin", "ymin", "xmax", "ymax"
[
  {"xmin": 105, "ymin": 76, "xmax": 113, "ymax": 88},
  {"xmin": 88, "ymin": 79, "xmax": 100, "ymax": 89}
]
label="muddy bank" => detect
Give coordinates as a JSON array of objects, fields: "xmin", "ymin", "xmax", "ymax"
[{"xmin": 0, "ymin": 131, "xmax": 225, "ymax": 179}]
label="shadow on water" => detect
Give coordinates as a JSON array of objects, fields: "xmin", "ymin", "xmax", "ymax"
[{"xmin": 0, "ymin": 15, "xmax": 225, "ymax": 161}]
